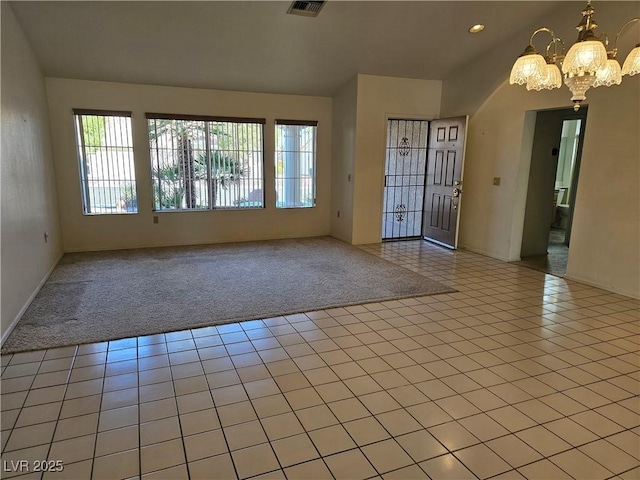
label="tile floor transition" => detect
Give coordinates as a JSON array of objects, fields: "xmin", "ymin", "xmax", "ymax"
[{"xmin": 1, "ymin": 240, "xmax": 638, "ymax": 480}]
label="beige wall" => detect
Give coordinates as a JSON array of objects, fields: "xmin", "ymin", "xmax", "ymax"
[
  {"xmin": 1, "ymin": 3, "xmax": 63, "ymax": 342},
  {"xmin": 45, "ymin": 79, "xmax": 333, "ymax": 252},
  {"xmin": 352, "ymin": 74, "xmax": 441, "ymax": 244},
  {"xmin": 567, "ymin": 80, "xmax": 639, "ymax": 297},
  {"xmin": 330, "ymin": 77, "xmax": 358, "ymax": 243},
  {"xmin": 458, "ymin": 76, "xmax": 639, "ymax": 298}
]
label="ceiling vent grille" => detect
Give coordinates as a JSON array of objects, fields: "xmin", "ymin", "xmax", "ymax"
[{"xmin": 287, "ymin": 1, "xmax": 326, "ymax": 17}]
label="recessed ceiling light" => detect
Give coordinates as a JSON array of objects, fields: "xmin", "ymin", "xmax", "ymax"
[{"xmin": 469, "ymin": 24, "xmax": 485, "ymax": 34}]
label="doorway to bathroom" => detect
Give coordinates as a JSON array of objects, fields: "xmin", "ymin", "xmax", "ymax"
[{"xmin": 518, "ymin": 107, "xmax": 587, "ymax": 276}]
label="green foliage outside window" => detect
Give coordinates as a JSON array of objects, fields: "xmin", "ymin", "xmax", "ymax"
[{"xmin": 82, "ymin": 116, "xmax": 106, "ymax": 153}]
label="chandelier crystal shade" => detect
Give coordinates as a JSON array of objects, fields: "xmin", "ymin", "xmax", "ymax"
[
  {"xmin": 527, "ymin": 62, "xmax": 563, "ymax": 91},
  {"xmin": 509, "ymin": 48, "xmax": 547, "ymax": 85},
  {"xmin": 562, "ymin": 40, "xmax": 608, "ymax": 77},
  {"xmin": 622, "ymin": 44, "xmax": 640, "ymax": 76},
  {"xmin": 510, "ymin": 2, "xmax": 639, "ymax": 110},
  {"xmin": 593, "ymin": 57, "xmax": 622, "ymax": 87}
]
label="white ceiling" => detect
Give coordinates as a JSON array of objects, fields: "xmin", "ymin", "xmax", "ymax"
[{"xmin": 8, "ymin": 1, "xmax": 626, "ymax": 97}]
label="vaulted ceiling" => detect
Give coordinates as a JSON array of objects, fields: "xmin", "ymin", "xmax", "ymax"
[{"xmin": 8, "ymin": 1, "xmax": 636, "ymax": 97}]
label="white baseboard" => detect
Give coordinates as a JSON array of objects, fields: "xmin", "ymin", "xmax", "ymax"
[
  {"xmin": 1, "ymin": 252, "xmax": 64, "ymax": 347},
  {"xmin": 563, "ymin": 273, "xmax": 639, "ymax": 300},
  {"xmin": 63, "ymin": 233, "xmax": 333, "ymax": 253},
  {"xmin": 458, "ymin": 245, "xmax": 637, "ymax": 299},
  {"xmin": 458, "ymin": 244, "xmax": 512, "ymax": 263}
]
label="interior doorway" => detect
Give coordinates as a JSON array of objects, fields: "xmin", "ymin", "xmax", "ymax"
[{"xmin": 518, "ymin": 107, "xmax": 587, "ymax": 276}]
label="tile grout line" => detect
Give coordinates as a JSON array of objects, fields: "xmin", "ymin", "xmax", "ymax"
[{"xmin": 193, "ymin": 330, "xmax": 241, "ymax": 480}]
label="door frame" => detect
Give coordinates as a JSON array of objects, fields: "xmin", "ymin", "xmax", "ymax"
[
  {"xmin": 511, "ymin": 106, "xmax": 588, "ymax": 261},
  {"xmin": 561, "ymin": 111, "xmax": 588, "ymax": 246}
]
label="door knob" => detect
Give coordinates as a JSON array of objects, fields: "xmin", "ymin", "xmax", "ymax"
[{"xmin": 452, "ymin": 187, "xmax": 462, "ymax": 210}]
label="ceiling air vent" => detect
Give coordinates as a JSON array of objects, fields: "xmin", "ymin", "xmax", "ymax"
[{"xmin": 287, "ymin": 0, "xmax": 326, "ymax": 17}]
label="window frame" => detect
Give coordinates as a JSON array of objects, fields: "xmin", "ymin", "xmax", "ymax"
[
  {"xmin": 274, "ymin": 119, "xmax": 318, "ymax": 209},
  {"xmin": 146, "ymin": 113, "xmax": 266, "ymax": 212},
  {"xmin": 73, "ymin": 109, "xmax": 137, "ymax": 215}
]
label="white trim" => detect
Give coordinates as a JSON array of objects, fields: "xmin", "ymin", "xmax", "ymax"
[
  {"xmin": 452, "ymin": 115, "xmax": 469, "ymax": 250},
  {"xmin": 424, "ymin": 237, "xmax": 455, "ymax": 250},
  {"xmin": 63, "ymin": 233, "xmax": 335, "ymax": 253},
  {"xmin": 459, "ymin": 244, "xmax": 512, "ymax": 263},
  {"xmin": 563, "ymin": 273, "xmax": 639, "ymax": 300},
  {"xmin": 1, "ymin": 252, "xmax": 64, "ymax": 347},
  {"xmin": 464, "ymin": 244, "xmax": 637, "ymax": 299}
]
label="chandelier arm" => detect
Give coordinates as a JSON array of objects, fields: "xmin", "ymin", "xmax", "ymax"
[
  {"xmin": 529, "ymin": 27, "xmax": 557, "ymax": 47},
  {"xmin": 545, "ymin": 37, "xmax": 566, "ymax": 62},
  {"xmin": 612, "ymin": 17, "xmax": 640, "ymax": 56},
  {"xmin": 545, "ymin": 41, "xmax": 553, "ymax": 59}
]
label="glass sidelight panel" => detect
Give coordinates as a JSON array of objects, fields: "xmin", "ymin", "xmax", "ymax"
[{"xmin": 382, "ymin": 119, "xmax": 429, "ymax": 240}]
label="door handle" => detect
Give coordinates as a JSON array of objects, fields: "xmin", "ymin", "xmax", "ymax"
[{"xmin": 452, "ymin": 187, "xmax": 462, "ymax": 210}]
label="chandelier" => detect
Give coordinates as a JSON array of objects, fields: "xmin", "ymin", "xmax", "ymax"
[{"xmin": 509, "ymin": 1, "xmax": 640, "ymax": 110}]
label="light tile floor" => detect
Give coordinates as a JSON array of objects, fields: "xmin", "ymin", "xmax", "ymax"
[{"xmin": 1, "ymin": 240, "xmax": 639, "ymax": 480}]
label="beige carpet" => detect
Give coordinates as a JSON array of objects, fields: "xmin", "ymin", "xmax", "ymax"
[{"xmin": 2, "ymin": 237, "xmax": 455, "ymax": 353}]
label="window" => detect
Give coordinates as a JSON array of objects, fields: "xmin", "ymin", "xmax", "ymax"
[
  {"xmin": 275, "ymin": 120, "xmax": 317, "ymax": 208},
  {"xmin": 74, "ymin": 110, "xmax": 137, "ymax": 214},
  {"xmin": 147, "ymin": 114, "xmax": 264, "ymax": 211}
]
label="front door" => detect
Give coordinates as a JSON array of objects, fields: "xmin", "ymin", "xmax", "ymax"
[
  {"xmin": 382, "ymin": 119, "xmax": 429, "ymax": 240},
  {"xmin": 422, "ymin": 116, "xmax": 468, "ymax": 248}
]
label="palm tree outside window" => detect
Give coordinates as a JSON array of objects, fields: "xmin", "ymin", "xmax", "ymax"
[{"xmin": 147, "ymin": 114, "xmax": 265, "ymax": 211}]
